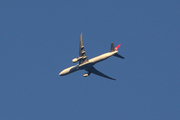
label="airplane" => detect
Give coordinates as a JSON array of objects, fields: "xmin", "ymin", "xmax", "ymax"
[{"xmin": 59, "ymin": 33, "xmax": 124, "ymax": 80}]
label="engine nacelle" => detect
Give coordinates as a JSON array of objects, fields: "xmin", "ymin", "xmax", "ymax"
[
  {"xmin": 83, "ymin": 73, "xmax": 89, "ymax": 77},
  {"xmin": 72, "ymin": 58, "xmax": 78, "ymax": 63}
]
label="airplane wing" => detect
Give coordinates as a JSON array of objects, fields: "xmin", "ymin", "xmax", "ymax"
[
  {"xmin": 87, "ymin": 67, "xmax": 116, "ymax": 80},
  {"xmin": 79, "ymin": 33, "xmax": 88, "ymax": 64}
]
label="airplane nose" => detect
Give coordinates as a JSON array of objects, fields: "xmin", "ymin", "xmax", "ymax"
[
  {"xmin": 59, "ymin": 72, "xmax": 61, "ymax": 76},
  {"xmin": 59, "ymin": 71, "xmax": 63, "ymax": 76},
  {"xmin": 59, "ymin": 69, "xmax": 67, "ymax": 76},
  {"xmin": 59, "ymin": 67, "xmax": 73, "ymax": 76}
]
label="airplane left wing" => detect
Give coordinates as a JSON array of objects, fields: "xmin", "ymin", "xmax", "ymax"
[
  {"xmin": 87, "ymin": 67, "xmax": 116, "ymax": 80},
  {"xmin": 79, "ymin": 33, "xmax": 88, "ymax": 64}
]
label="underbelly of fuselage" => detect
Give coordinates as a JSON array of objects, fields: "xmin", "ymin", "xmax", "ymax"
[
  {"xmin": 78, "ymin": 62, "xmax": 94, "ymax": 70},
  {"xmin": 78, "ymin": 57, "xmax": 109, "ymax": 70}
]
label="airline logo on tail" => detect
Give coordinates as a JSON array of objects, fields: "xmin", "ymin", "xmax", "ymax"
[{"xmin": 115, "ymin": 44, "xmax": 121, "ymax": 51}]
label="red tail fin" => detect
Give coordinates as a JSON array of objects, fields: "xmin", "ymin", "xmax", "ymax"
[{"xmin": 114, "ymin": 44, "xmax": 121, "ymax": 51}]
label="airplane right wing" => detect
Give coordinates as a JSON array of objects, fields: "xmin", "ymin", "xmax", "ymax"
[
  {"xmin": 79, "ymin": 33, "xmax": 88, "ymax": 64},
  {"xmin": 87, "ymin": 67, "xmax": 116, "ymax": 80}
]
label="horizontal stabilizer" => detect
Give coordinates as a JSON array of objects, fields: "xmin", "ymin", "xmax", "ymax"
[
  {"xmin": 110, "ymin": 43, "xmax": 115, "ymax": 52},
  {"xmin": 114, "ymin": 53, "xmax": 125, "ymax": 59}
]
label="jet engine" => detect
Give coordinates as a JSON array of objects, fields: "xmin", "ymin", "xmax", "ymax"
[
  {"xmin": 83, "ymin": 72, "xmax": 91, "ymax": 77},
  {"xmin": 72, "ymin": 58, "xmax": 78, "ymax": 63},
  {"xmin": 83, "ymin": 73, "xmax": 89, "ymax": 77}
]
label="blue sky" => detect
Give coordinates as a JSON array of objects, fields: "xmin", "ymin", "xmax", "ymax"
[{"xmin": 0, "ymin": 0, "xmax": 180, "ymax": 120}]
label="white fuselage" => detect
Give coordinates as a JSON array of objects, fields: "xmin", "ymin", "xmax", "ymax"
[{"xmin": 59, "ymin": 51, "xmax": 118, "ymax": 76}]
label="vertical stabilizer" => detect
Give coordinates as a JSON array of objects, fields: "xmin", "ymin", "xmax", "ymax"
[{"xmin": 114, "ymin": 44, "xmax": 121, "ymax": 51}]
